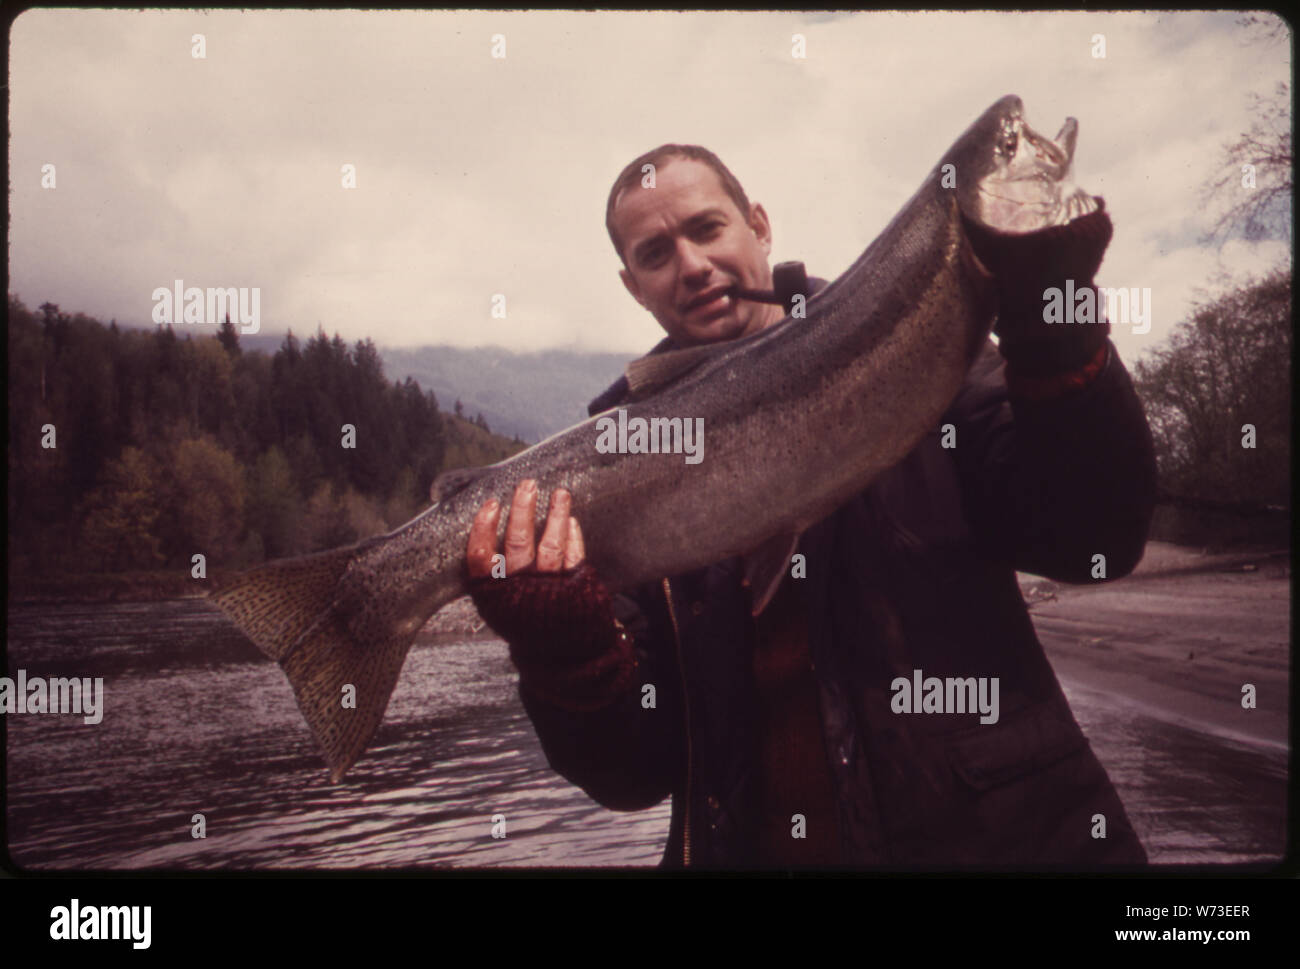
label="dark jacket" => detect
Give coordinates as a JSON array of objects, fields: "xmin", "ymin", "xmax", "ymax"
[{"xmin": 520, "ymin": 287, "xmax": 1157, "ymax": 869}]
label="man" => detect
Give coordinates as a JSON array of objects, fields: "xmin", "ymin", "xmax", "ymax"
[{"xmin": 463, "ymin": 143, "xmax": 1156, "ymax": 868}]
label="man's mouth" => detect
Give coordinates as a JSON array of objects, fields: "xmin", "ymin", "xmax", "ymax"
[{"xmin": 682, "ymin": 287, "xmax": 733, "ymax": 316}]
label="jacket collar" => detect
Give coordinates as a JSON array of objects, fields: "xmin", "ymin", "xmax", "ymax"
[{"xmin": 587, "ymin": 275, "xmax": 827, "ymax": 417}]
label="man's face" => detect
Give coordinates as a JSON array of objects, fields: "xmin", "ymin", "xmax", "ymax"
[{"xmin": 613, "ymin": 158, "xmax": 782, "ymax": 347}]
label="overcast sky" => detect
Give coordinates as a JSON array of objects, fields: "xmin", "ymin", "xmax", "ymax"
[{"xmin": 9, "ymin": 9, "xmax": 1291, "ymax": 365}]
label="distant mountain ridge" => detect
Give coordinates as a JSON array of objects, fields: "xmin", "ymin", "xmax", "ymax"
[
  {"xmin": 172, "ymin": 330, "xmax": 635, "ymax": 444},
  {"xmin": 379, "ymin": 344, "xmax": 633, "ymax": 443}
]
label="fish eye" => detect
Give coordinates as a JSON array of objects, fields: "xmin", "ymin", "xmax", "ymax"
[{"xmin": 994, "ymin": 117, "xmax": 1020, "ymax": 159}]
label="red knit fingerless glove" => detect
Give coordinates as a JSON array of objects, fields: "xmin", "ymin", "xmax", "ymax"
[
  {"xmin": 468, "ymin": 562, "xmax": 637, "ymax": 712},
  {"xmin": 961, "ymin": 201, "xmax": 1113, "ymax": 379}
]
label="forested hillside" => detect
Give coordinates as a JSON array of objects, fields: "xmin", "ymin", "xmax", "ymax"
[{"xmin": 7, "ymin": 296, "xmax": 526, "ymax": 578}]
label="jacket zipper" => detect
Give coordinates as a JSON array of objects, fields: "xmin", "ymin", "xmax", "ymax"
[{"xmin": 662, "ymin": 577, "xmax": 692, "ymax": 867}]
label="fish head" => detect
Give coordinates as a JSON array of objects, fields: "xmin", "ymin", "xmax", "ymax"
[{"xmin": 951, "ymin": 95, "xmax": 1098, "ymax": 233}]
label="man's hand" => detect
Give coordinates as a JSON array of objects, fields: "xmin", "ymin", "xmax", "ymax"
[
  {"xmin": 463, "ymin": 480, "xmax": 635, "ymax": 712},
  {"xmin": 467, "ymin": 479, "xmax": 584, "ymax": 576},
  {"xmin": 962, "ymin": 201, "xmax": 1113, "ymax": 380}
]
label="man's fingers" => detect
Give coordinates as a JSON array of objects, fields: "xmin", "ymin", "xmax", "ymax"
[
  {"xmin": 465, "ymin": 481, "xmax": 579, "ymax": 578},
  {"xmin": 466, "ymin": 498, "xmax": 502, "ymax": 578},
  {"xmin": 563, "ymin": 516, "xmax": 585, "ymax": 570},
  {"xmin": 503, "ymin": 479, "xmax": 539, "ymax": 574},
  {"xmin": 536, "ymin": 489, "xmax": 571, "ymax": 572}
]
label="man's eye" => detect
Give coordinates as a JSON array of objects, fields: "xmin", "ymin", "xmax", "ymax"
[
  {"xmin": 694, "ymin": 221, "xmax": 722, "ymax": 239},
  {"xmin": 640, "ymin": 246, "xmax": 668, "ymax": 268}
]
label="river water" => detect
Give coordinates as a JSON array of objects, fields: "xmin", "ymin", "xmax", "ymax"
[{"xmin": 4, "ymin": 599, "xmax": 1286, "ymax": 869}]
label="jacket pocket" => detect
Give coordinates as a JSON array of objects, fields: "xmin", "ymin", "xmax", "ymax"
[{"xmin": 945, "ymin": 699, "xmax": 1090, "ymax": 793}]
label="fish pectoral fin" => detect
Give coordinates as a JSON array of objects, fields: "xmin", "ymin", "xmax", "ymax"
[
  {"xmin": 429, "ymin": 466, "xmax": 490, "ymax": 505},
  {"xmin": 742, "ymin": 530, "xmax": 803, "ymax": 618},
  {"xmin": 624, "ymin": 342, "xmax": 729, "ymax": 399}
]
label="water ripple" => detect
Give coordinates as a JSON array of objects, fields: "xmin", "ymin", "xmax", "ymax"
[{"xmin": 5, "ymin": 601, "xmax": 1284, "ymax": 869}]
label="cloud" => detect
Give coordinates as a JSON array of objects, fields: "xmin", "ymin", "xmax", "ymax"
[{"xmin": 9, "ymin": 10, "xmax": 1291, "ymax": 356}]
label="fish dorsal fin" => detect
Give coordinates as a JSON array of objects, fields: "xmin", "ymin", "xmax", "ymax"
[
  {"xmin": 429, "ymin": 466, "xmax": 488, "ymax": 504},
  {"xmin": 625, "ymin": 343, "xmax": 727, "ymax": 399},
  {"xmin": 742, "ymin": 530, "xmax": 803, "ymax": 617}
]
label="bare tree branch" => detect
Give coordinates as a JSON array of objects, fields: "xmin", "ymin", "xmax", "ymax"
[{"xmin": 1199, "ymin": 18, "xmax": 1292, "ymax": 247}]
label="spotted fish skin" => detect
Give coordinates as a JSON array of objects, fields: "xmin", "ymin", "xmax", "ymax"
[{"xmin": 211, "ymin": 95, "xmax": 1096, "ymax": 782}]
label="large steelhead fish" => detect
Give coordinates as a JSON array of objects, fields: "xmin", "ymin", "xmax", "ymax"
[{"xmin": 212, "ymin": 94, "xmax": 1098, "ymax": 782}]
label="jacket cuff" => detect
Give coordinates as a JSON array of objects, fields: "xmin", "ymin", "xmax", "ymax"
[
  {"xmin": 516, "ymin": 620, "xmax": 639, "ymax": 712},
  {"xmin": 1006, "ymin": 342, "xmax": 1109, "ymax": 402}
]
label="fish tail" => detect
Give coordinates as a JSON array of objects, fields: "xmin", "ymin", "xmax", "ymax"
[{"xmin": 209, "ymin": 543, "xmax": 421, "ymax": 783}]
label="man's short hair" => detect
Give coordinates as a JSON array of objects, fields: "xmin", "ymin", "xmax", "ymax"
[{"xmin": 605, "ymin": 144, "xmax": 752, "ymax": 264}]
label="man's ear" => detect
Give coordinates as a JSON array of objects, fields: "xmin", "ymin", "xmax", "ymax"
[
  {"xmin": 748, "ymin": 203, "xmax": 774, "ymax": 255},
  {"xmin": 620, "ymin": 267, "xmax": 648, "ymax": 309}
]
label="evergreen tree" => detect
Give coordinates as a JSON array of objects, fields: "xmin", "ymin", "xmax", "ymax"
[
  {"xmin": 217, "ymin": 312, "xmax": 242, "ymax": 357},
  {"xmin": 7, "ymin": 295, "xmax": 523, "ymax": 574}
]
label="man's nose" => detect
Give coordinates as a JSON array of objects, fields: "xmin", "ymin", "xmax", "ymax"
[{"xmin": 677, "ymin": 240, "xmax": 712, "ymax": 280}]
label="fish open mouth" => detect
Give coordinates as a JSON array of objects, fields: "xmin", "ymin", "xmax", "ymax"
[
  {"xmin": 998, "ymin": 114, "xmax": 1076, "ymax": 180},
  {"xmin": 974, "ymin": 111, "xmax": 1097, "ymax": 233}
]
